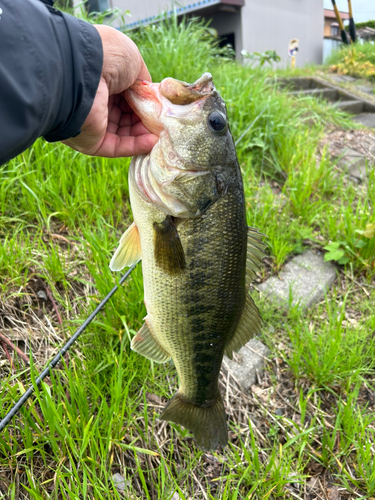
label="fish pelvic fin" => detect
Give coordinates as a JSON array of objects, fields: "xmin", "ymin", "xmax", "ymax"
[
  {"xmin": 246, "ymin": 227, "xmax": 267, "ymax": 286},
  {"xmin": 131, "ymin": 318, "xmax": 171, "ymax": 363},
  {"xmin": 153, "ymin": 216, "xmax": 186, "ymax": 274},
  {"xmin": 110, "ymin": 222, "xmax": 141, "ymax": 272},
  {"xmin": 225, "ymin": 294, "xmax": 262, "ymax": 359},
  {"xmin": 160, "ymin": 391, "xmax": 228, "ymax": 451}
]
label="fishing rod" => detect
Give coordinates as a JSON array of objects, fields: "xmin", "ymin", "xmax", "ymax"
[
  {"xmin": 331, "ymin": 0, "xmax": 350, "ymax": 45},
  {"xmin": 347, "ymin": 0, "xmax": 357, "ymax": 43},
  {"xmin": 0, "ymin": 264, "xmax": 137, "ymax": 433}
]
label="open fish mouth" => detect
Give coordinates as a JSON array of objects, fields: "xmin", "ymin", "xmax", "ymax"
[
  {"xmin": 124, "ymin": 73, "xmax": 216, "ymax": 135},
  {"xmin": 159, "ymin": 72, "xmax": 215, "ymax": 104}
]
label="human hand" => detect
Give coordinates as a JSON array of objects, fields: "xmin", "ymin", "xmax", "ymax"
[{"xmin": 63, "ymin": 25, "xmax": 158, "ymax": 157}]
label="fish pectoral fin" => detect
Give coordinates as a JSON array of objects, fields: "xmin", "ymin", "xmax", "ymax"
[
  {"xmin": 246, "ymin": 227, "xmax": 267, "ymax": 286},
  {"xmin": 131, "ymin": 318, "xmax": 171, "ymax": 363},
  {"xmin": 153, "ymin": 216, "xmax": 186, "ymax": 274},
  {"xmin": 225, "ymin": 295, "xmax": 262, "ymax": 359},
  {"xmin": 109, "ymin": 222, "xmax": 141, "ymax": 272}
]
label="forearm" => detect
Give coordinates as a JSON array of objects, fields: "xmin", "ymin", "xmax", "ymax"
[{"xmin": 0, "ymin": 0, "xmax": 103, "ymax": 165}]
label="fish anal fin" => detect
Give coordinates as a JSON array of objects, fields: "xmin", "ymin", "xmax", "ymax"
[
  {"xmin": 110, "ymin": 222, "xmax": 141, "ymax": 272},
  {"xmin": 225, "ymin": 295, "xmax": 262, "ymax": 359},
  {"xmin": 153, "ymin": 216, "xmax": 186, "ymax": 274},
  {"xmin": 160, "ymin": 391, "xmax": 227, "ymax": 451},
  {"xmin": 131, "ymin": 318, "xmax": 171, "ymax": 363}
]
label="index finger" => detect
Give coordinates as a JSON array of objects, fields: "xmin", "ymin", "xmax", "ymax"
[{"xmin": 137, "ymin": 56, "xmax": 152, "ymax": 83}]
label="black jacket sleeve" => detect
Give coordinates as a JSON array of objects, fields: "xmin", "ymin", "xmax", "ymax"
[{"xmin": 0, "ymin": 0, "xmax": 103, "ymax": 165}]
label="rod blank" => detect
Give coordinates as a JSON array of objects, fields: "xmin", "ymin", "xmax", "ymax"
[{"xmin": 0, "ymin": 264, "xmax": 137, "ymax": 433}]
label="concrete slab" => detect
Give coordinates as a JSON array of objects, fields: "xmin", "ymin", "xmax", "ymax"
[
  {"xmin": 330, "ymin": 75, "xmax": 357, "ymax": 83},
  {"xmin": 258, "ymin": 251, "xmax": 337, "ymax": 309},
  {"xmin": 357, "ymin": 85, "xmax": 375, "ymax": 96},
  {"xmin": 335, "ymin": 100, "xmax": 364, "ymax": 114},
  {"xmin": 338, "ymin": 148, "xmax": 369, "ymax": 181},
  {"xmin": 352, "ymin": 113, "xmax": 375, "ymax": 128},
  {"xmin": 223, "ymin": 338, "xmax": 271, "ymax": 390},
  {"xmin": 288, "ymin": 88, "xmax": 338, "ymax": 101}
]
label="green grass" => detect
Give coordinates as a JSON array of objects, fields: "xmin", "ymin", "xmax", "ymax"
[
  {"xmin": 327, "ymin": 42, "xmax": 375, "ymax": 68},
  {"xmin": 326, "ymin": 42, "xmax": 375, "ymax": 80},
  {"xmin": 0, "ymin": 13, "xmax": 375, "ymax": 500}
]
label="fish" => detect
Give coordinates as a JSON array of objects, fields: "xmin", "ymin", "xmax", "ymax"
[{"xmin": 110, "ymin": 73, "xmax": 266, "ymax": 451}]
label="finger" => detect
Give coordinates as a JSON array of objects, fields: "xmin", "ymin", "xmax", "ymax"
[
  {"xmin": 108, "ymin": 103, "xmax": 122, "ymax": 125},
  {"xmin": 94, "ymin": 133, "xmax": 158, "ymax": 158},
  {"xmin": 118, "ymin": 121, "xmax": 153, "ymax": 138},
  {"xmin": 119, "ymin": 111, "xmax": 142, "ymax": 127},
  {"xmin": 137, "ymin": 57, "xmax": 152, "ymax": 82},
  {"xmin": 119, "ymin": 98, "xmax": 133, "ymax": 113},
  {"xmin": 107, "ymin": 121, "xmax": 119, "ymax": 134}
]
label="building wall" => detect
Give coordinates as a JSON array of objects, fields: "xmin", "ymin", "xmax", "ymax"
[
  {"xmin": 200, "ymin": 10, "xmax": 243, "ymax": 58},
  {"xmin": 324, "ymin": 19, "xmax": 334, "ymax": 37},
  {"xmin": 241, "ymin": 0, "xmax": 323, "ymax": 68},
  {"xmin": 323, "ymin": 11, "xmax": 349, "ymax": 38},
  {"xmin": 82, "ymin": 0, "xmax": 324, "ymax": 68},
  {"xmin": 109, "ymin": 0, "xmax": 193, "ymax": 24}
]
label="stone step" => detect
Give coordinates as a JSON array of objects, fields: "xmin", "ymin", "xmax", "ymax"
[
  {"xmin": 278, "ymin": 77, "xmax": 328, "ymax": 91},
  {"xmin": 334, "ymin": 100, "xmax": 364, "ymax": 114},
  {"xmin": 278, "ymin": 76, "xmax": 375, "ymax": 116},
  {"xmin": 287, "ymin": 88, "xmax": 338, "ymax": 100}
]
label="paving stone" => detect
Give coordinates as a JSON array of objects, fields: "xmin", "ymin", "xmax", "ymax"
[
  {"xmin": 357, "ymin": 84, "xmax": 375, "ymax": 96},
  {"xmin": 338, "ymin": 147, "xmax": 369, "ymax": 181},
  {"xmin": 112, "ymin": 473, "xmax": 129, "ymax": 493},
  {"xmin": 223, "ymin": 338, "xmax": 271, "ymax": 390},
  {"xmin": 258, "ymin": 251, "xmax": 337, "ymax": 309},
  {"xmin": 352, "ymin": 113, "xmax": 375, "ymax": 128}
]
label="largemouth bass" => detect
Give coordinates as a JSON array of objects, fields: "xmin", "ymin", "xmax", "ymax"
[{"xmin": 110, "ymin": 73, "xmax": 265, "ymax": 451}]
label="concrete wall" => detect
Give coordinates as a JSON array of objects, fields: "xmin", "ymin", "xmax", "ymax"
[
  {"xmin": 241, "ymin": 0, "xmax": 323, "ymax": 68},
  {"xmin": 323, "ymin": 37, "xmax": 341, "ymax": 62}
]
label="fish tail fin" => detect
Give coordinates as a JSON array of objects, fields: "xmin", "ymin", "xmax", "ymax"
[{"xmin": 160, "ymin": 391, "xmax": 228, "ymax": 451}]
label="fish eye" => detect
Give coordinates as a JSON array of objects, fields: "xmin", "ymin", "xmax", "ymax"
[{"xmin": 208, "ymin": 111, "xmax": 227, "ymax": 134}]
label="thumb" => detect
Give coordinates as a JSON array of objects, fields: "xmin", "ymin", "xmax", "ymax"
[{"xmin": 94, "ymin": 25, "xmax": 151, "ymax": 95}]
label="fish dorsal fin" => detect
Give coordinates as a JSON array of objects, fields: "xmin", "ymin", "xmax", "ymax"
[
  {"xmin": 153, "ymin": 216, "xmax": 186, "ymax": 274},
  {"xmin": 246, "ymin": 227, "xmax": 267, "ymax": 286},
  {"xmin": 225, "ymin": 294, "xmax": 262, "ymax": 359},
  {"xmin": 131, "ymin": 318, "xmax": 171, "ymax": 363},
  {"xmin": 225, "ymin": 227, "xmax": 266, "ymax": 359},
  {"xmin": 109, "ymin": 222, "xmax": 141, "ymax": 272}
]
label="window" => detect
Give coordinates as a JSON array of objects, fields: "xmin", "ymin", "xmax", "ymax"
[
  {"xmin": 86, "ymin": 0, "xmax": 109, "ymax": 13},
  {"xmin": 331, "ymin": 23, "xmax": 339, "ymax": 37}
]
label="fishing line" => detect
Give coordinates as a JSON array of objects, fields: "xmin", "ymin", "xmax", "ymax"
[{"xmin": 0, "ymin": 263, "xmax": 137, "ymax": 433}]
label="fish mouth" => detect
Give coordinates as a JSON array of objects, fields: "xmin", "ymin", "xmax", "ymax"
[
  {"xmin": 124, "ymin": 73, "xmax": 216, "ymax": 135},
  {"xmin": 159, "ymin": 72, "xmax": 215, "ymax": 104}
]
